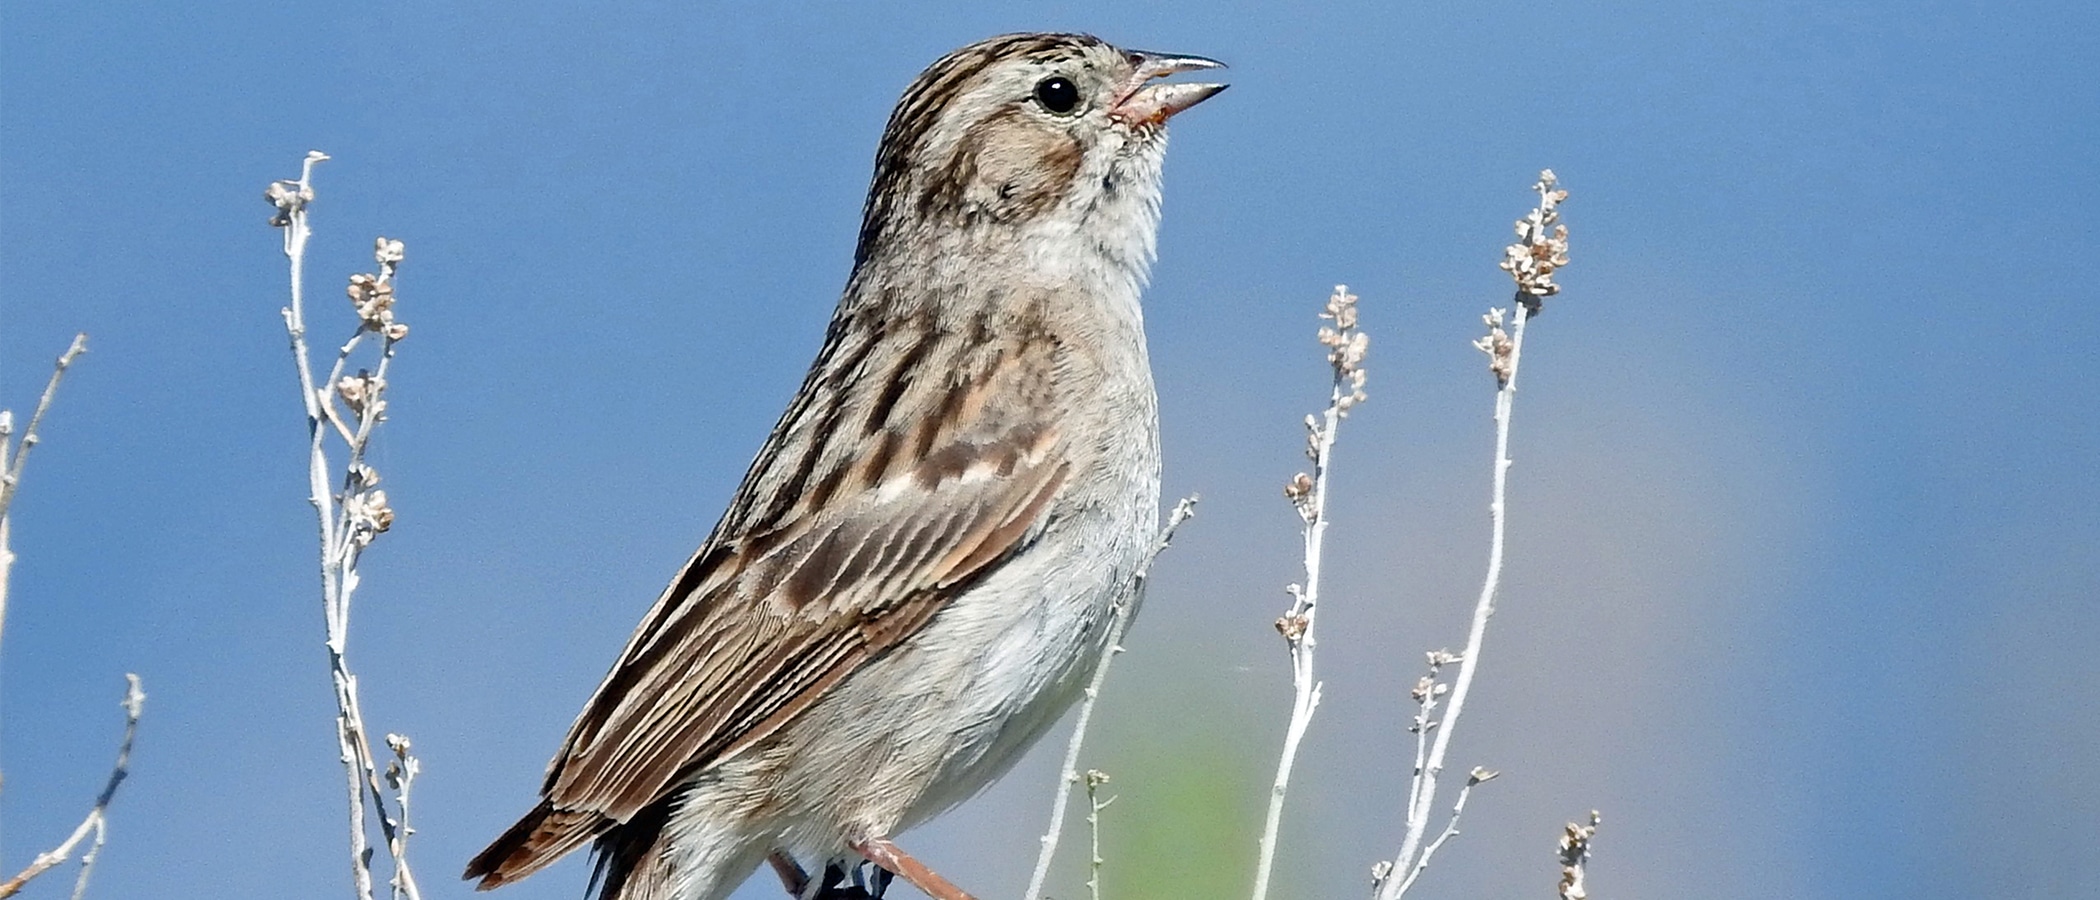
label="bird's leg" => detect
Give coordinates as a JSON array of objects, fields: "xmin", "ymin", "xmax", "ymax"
[
  {"xmin": 768, "ymin": 851, "xmax": 811, "ymax": 898},
  {"xmin": 850, "ymin": 838, "xmax": 976, "ymax": 900}
]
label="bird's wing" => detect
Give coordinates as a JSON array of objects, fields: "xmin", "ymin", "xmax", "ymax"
[{"xmin": 539, "ymin": 315, "xmax": 1070, "ymax": 823}]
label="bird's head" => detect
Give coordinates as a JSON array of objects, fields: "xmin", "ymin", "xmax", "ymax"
[{"xmin": 854, "ymin": 33, "xmax": 1226, "ymax": 271}]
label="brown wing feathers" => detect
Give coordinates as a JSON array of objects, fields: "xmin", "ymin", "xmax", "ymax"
[{"xmin": 467, "ymin": 304, "xmax": 1068, "ymax": 887}]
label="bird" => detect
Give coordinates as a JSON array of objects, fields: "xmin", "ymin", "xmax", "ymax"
[{"xmin": 463, "ymin": 32, "xmax": 1225, "ymax": 900}]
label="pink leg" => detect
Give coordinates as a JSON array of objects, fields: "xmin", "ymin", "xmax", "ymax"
[{"xmin": 852, "ymin": 837, "xmax": 976, "ymax": 900}]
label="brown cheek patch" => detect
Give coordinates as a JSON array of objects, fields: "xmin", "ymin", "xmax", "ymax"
[{"xmin": 928, "ymin": 107, "xmax": 1083, "ymax": 224}]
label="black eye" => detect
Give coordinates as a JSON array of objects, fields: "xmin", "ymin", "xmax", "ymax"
[{"xmin": 1033, "ymin": 76, "xmax": 1080, "ymax": 114}]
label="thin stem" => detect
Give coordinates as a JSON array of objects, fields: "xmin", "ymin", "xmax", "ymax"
[
  {"xmin": 1374, "ymin": 172, "xmax": 1567, "ymax": 899},
  {"xmin": 0, "ymin": 332, "xmax": 89, "ymax": 519},
  {"xmin": 0, "ymin": 333, "xmax": 89, "ymax": 654},
  {"xmin": 1023, "ymin": 496, "xmax": 1197, "ymax": 900},
  {"xmin": 1394, "ymin": 770, "xmax": 1492, "ymax": 895},
  {"xmin": 275, "ymin": 150, "xmax": 420, "ymax": 900},
  {"xmin": 1253, "ymin": 285, "xmax": 1364, "ymax": 900},
  {"xmin": 0, "ymin": 518, "xmax": 12, "ymax": 657},
  {"xmin": 1377, "ymin": 303, "xmax": 1529, "ymax": 900},
  {"xmin": 1250, "ymin": 394, "xmax": 1336, "ymax": 900},
  {"xmin": 1084, "ymin": 772, "xmax": 1114, "ymax": 900},
  {"xmin": 385, "ymin": 735, "xmax": 422, "ymax": 900},
  {"xmin": 0, "ymin": 675, "xmax": 145, "ymax": 900},
  {"xmin": 1399, "ymin": 651, "xmax": 1454, "ymax": 849},
  {"xmin": 276, "ymin": 151, "xmax": 379, "ymax": 900}
]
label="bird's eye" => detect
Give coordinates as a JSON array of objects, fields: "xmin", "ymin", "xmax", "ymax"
[{"xmin": 1033, "ymin": 76, "xmax": 1080, "ymax": 115}]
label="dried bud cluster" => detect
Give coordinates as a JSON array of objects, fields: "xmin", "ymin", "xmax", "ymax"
[
  {"xmin": 1410, "ymin": 675, "xmax": 1448, "ymax": 707},
  {"xmin": 337, "ymin": 240, "xmax": 410, "ymax": 547},
  {"xmin": 1284, "ymin": 471, "xmax": 1316, "ymax": 521},
  {"xmin": 1285, "ymin": 286, "xmax": 1372, "ymax": 522},
  {"xmin": 1318, "ymin": 285, "xmax": 1370, "ymax": 414},
  {"xmin": 1409, "ymin": 649, "xmax": 1459, "ymax": 734},
  {"xmin": 264, "ymin": 150, "xmax": 329, "ymax": 228},
  {"xmin": 336, "ymin": 370, "xmax": 388, "ymax": 418},
  {"xmin": 343, "ymin": 237, "xmax": 410, "ymax": 339},
  {"xmin": 344, "ymin": 487, "xmax": 395, "ymax": 546},
  {"xmin": 385, "ymin": 732, "xmax": 420, "ymax": 792},
  {"xmin": 1500, "ymin": 170, "xmax": 1572, "ymax": 310},
  {"xmin": 374, "ymin": 237, "xmax": 405, "ymax": 267},
  {"xmin": 1557, "ymin": 811, "xmax": 1601, "ymax": 900},
  {"xmin": 339, "ymin": 461, "xmax": 392, "ymax": 548},
  {"xmin": 1474, "ymin": 308, "xmax": 1515, "ymax": 386},
  {"xmin": 264, "ymin": 179, "xmax": 315, "ymax": 228},
  {"xmin": 342, "ymin": 272, "xmax": 407, "ymax": 339},
  {"xmin": 1274, "ymin": 611, "xmax": 1310, "ymax": 641}
]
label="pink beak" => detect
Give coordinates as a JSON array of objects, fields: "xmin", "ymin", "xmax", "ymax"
[{"xmin": 1108, "ymin": 51, "xmax": 1228, "ymax": 127}]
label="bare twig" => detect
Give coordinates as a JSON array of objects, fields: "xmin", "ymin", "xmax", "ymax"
[
  {"xmin": 1083, "ymin": 770, "xmax": 1115, "ymax": 900},
  {"xmin": 0, "ymin": 674, "xmax": 145, "ymax": 900},
  {"xmin": 385, "ymin": 734, "xmax": 421, "ymax": 900},
  {"xmin": 1252, "ymin": 286, "xmax": 1368, "ymax": 900},
  {"xmin": 1373, "ymin": 171, "xmax": 1570, "ymax": 900},
  {"xmin": 1392, "ymin": 767, "xmax": 1499, "ymax": 895},
  {"xmin": 269, "ymin": 151, "xmax": 422, "ymax": 900},
  {"xmin": 0, "ymin": 332, "xmax": 88, "ymax": 520},
  {"xmin": 1024, "ymin": 495, "xmax": 1197, "ymax": 900},
  {"xmin": 1557, "ymin": 812, "xmax": 1601, "ymax": 900},
  {"xmin": 0, "ymin": 333, "xmax": 89, "ymax": 651}
]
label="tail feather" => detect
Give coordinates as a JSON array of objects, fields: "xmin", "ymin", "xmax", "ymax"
[{"xmin": 465, "ymin": 801, "xmax": 608, "ymax": 890}]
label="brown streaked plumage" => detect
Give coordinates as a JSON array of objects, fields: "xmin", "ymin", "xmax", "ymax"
[{"xmin": 466, "ymin": 32, "xmax": 1223, "ymax": 900}]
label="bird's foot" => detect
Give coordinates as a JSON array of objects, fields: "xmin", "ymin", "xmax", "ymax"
[{"xmin": 769, "ymin": 852, "xmax": 896, "ymax": 900}]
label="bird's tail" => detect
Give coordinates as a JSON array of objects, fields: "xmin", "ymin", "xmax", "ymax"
[{"xmin": 464, "ymin": 800, "xmax": 608, "ymax": 890}]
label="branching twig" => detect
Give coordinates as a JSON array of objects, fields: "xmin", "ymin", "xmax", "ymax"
[
  {"xmin": 1391, "ymin": 767, "xmax": 1499, "ymax": 895},
  {"xmin": 1252, "ymin": 286, "xmax": 1368, "ymax": 900},
  {"xmin": 269, "ymin": 151, "xmax": 422, "ymax": 900},
  {"xmin": 1024, "ymin": 495, "xmax": 1197, "ymax": 900},
  {"xmin": 0, "ymin": 675, "xmax": 145, "ymax": 900},
  {"xmin": 0, "ymin": 333, "xmax": 89, "ymax": 650},
  {"xmin": 1374, "ymin": 171, "xmax": 1569, "ymax": 900}
]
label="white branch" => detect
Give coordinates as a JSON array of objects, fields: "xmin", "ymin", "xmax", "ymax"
[
  {"xmin": 1252, "ymin": 286, "xmax": 1367, "ymax": 900},
  {"xmin": 271, "ymin": 151, "xmax": 420, "ymax": 900},
  {"xmin": 0, "ymin": 332, "xmax": 88, "ymax": 520},
  {"xmin": 1024, "ymin": 496, "xmax": 1197, "ymax": 900},
  {"xmin": 1393, "ymin": 768, "xmax": 1497, "ymax": 895},
  {"xmin": 0, "ymin": 675, "xmax": 145, "ymax": 900},
  {"xmin": 0, "ymin": 333, "xmax": 89, "ymax": 652},
  {"xmin": 1375, "ymin": 170, "xmax": 1569, "ymax": 900},
  {"xmin": 1381, "ymin": 304, "xmax": 1527, "ymax": 900}
]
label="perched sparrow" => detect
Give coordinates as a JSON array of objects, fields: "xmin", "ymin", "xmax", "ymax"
[{"xmin": 464, "ymin": 32, "xmax": 1224, "ymax": 900}]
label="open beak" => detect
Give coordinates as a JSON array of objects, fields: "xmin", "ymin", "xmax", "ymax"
[{"xmin": 1108, "ymin": 52, "xmax": 1228, "ymax": 127}]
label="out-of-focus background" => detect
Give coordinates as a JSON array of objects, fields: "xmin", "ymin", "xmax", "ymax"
[{"xmin": 4, "ymin": 2, "xmax": 2096, "ymax": 898}]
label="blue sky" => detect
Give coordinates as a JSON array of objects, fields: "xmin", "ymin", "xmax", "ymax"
[{"xmin": 4, "ymin": 2, "xmax": 2097, "ymax": 898}]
